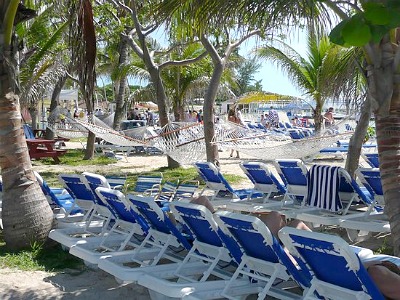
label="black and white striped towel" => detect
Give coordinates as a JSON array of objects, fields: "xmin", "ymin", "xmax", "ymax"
[{"xmin": 307, "ymin": 165, "xmax": 342, "ymax": 211}]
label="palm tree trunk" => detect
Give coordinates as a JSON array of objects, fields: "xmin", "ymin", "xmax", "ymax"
[
  {"xmin": 345, "ymin": 99, "xmax": 371, "ymax": 176},
  {"xmin": 374, "ymin": 84, "xmax": 400, "ymax": 255},
  {"xmin": 0, "ymin": 42, "xmax": 53, "ymax": 249},
  {"xmin": 314, "ymin": 98, "xmax": 323, "ymax": 133}
]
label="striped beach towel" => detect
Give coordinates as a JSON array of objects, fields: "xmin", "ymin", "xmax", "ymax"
[{"xmin": 307, "ymin": 165, "xmax": 342, "ymax": 212}]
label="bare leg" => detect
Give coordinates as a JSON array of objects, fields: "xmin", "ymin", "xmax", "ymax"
[
  {"xmin": 287, "ymin": 219, "xmax": 312, "ymax": 232},
  {"xmin": 368, "ymin": 265, "xmax": 400, "ymax": 299},
  {"xmin": 256, "ymin": 211, "xmax": 286, "ymax": 238},
  {"xmin": 190, "ymin": 196, "xmax": 215, "ymax": 213}
]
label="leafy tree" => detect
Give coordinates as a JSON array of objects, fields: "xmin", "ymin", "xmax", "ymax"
[
  {"xmin": 108, "ymin": 0, "xmax": 210, "ymax": 167},
  {"xmin": 233, "ymin": 56, "xmax": 263, "ymax": 95},
  {"xmin": 67, "ymin": 0, "xmax": 97, "ymax": 159},
  {"xmin": 257, "ymin": 31, "xmax": 359, "ymax": 132}
]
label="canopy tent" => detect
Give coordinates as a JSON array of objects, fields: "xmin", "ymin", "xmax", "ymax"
[
  {"xmin": 237, "ymin": 91, "xmax": 300, "ymax": 104},
  {"xmin": 59, "ymin": 89, "xmax": 79, "ymax": 110},
  {"xmin": 137, "ymin": 101, "xmax": 158, "ymax": 110}
]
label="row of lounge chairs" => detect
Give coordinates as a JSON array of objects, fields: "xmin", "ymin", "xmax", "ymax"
[
  {"xmin": 47, "ymin": 172, "xmax": 397, "ymax": 299},
  {"xmin": 194, "ymin": 160, "xmax": 389, "ymax": 241}
]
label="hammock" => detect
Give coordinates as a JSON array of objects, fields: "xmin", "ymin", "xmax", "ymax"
[
  {"xmin": 211, "ymin": 121, "xmax": 354, "ymax": 160},
  {"xmin": 147, "ymin": 122, "xmax": 206, "ymax": 164},
  {"xmin": 48, "ymin": 107, "xmax": 146, "ymax": 147}
]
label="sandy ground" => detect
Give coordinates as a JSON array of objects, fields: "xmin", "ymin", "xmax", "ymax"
[{"xmin": 0, "ymin": 142, "xmax": 388, "ymax": 299}]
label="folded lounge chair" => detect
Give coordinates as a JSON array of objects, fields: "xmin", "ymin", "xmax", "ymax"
[{"xmin": 279, "ymin": 227, "xmax": 386, "ymax": 300}]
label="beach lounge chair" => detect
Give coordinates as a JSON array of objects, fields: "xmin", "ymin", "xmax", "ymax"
[
  {"xmin": 173, "ymin": 180, "xmax": 199, "ymax": 201},
  {"xmin": 33, "ymin": 171, "xmax": 81, "ymax": 222},
  {"xmin": 274, "ymin": 158, "xmax": 308, "ymax": 203},
  {"xmin": 213, "ymin": 211, "xmax": 312, "ymax": 300},
  {"xmin": 131, "ymin": 173, "xmax": 163, "ymax": 194},
  {"xmin": 153, "ymin": 181, "xmax": 179, "ymax": 205},
  {"xmin": 279, "ymin": 227, "xmax": 386, "ymax": 300},
  {"xmin": 355, "ymin": 168, "xmax": 384, "ymax": 206},
  {"xmin": 48, "ymin": 173, "xmax": 115, "ymax": 248},
  {"xmin": 194, "ymin": 161, "xmax": 263, "ymax": 204},
  {"xmin": 224, "ymin": 162, "xmax": 288, "ymax": 213},
  {"xmin": 137, "ymin": 202, "xmax": 255, "ymax": 300},
  {"xmin": 294, "ymin": 165, "xmax": 376, "ymax": 227},
  {"xmin": 361, "ymin": 152, "xmax": 380, "ymax": 168},
  {"xmin": 339, "ymin": 168, "xmax": 390, "ymax": 238},
  {"xmin": 239, "ymin": 162, "xmax": 286, "ymax": 203},
  {"xmin": 69, "ymin": 187, "xmax": 148, "ymax": 266},
  {"xmin": 98, "ymin": 194, "xmax": 193, "ymax": 284},
  {"xmin": 288, "ymin": 129, "xmax": 306, "ymax": 139},
  {"xmin": 226, "ymin": 159, "xmax": 311, "ymax": 217}
]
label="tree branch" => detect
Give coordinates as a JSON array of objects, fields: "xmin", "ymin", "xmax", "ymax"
[
  {"xmin": 200, "ymin": 34, "xmax": 221, "ymax": 65},
  {"xmin": 96, "ymin": 0, "xmax": 120, "ymax": 24},
  {"xmin": 123, "ymin": 31, "xmax": 144, "ymax": 59},
  {"xmin": 225, "ymin": 29, "xmax": 261, "ymax": 58},
  {"xmin": 321, "ymin": 0, "xmax": 350, "ymax": 20},
  {"xmin": 159, "ymin": 51, "xmax": 208, "ymax": 69}
]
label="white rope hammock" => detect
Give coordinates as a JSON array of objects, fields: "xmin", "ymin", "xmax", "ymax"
[
  {"xmin": 212, "ymin": 121, "xmax": 354, "ymax": 160},
  {"xmin": 48, "ymin": 107, "xmax": 146, "ymax": 146},
  {"xmin": 46, "ymin": 107, "xmax": 354, "ymax": 164},
  {"xmin": 147, "ymin": 122, "xmax": 206, "ymax": 164}
]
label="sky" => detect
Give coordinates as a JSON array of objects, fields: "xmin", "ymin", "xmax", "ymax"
[
  {"xmin": 118, "ymin": 27, "xmax": 309, "ymax": 99},
  {"xmin": 239, "ymin": 30, "xmax": 309, "ymax": 98}
]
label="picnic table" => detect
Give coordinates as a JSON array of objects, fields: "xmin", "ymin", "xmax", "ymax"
[{"xmin": 26, "ymin": 139, "xmax": 67, "ymax": 164}]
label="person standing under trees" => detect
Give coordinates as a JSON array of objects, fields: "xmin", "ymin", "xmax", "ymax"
[
  {"xmin": 324, "ymin": 107, "xmax": 335, "ymax": 127},
  {"xmin": 147, "ymin": 108, "xmax": 154, "ymax": 125},
  {"xmin": 268, "ymin": 106, "xmax": 279, "ymax": 128},
  {"xmin": 227, "ymin": 106, "xmax": 243, "ymax": 158}
]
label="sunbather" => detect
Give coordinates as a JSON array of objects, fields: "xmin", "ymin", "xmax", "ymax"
[{"xmin": 189, "ymin": 196, "xmax": 400, "ymax": 300}]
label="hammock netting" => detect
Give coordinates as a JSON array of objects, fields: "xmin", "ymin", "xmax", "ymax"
[
  {"xmin": 146, "ymin": 122, "xmax": 206, "ymax": 164},
  {"xmin": 48, "ymin": 107, "xmax": 146, "ymax": 146},
  {"xmin": 46, "ymin": 107, "xmax": 354, "ymax": 164},
  {"xmin": 211, "ymin": 121, "xmax": 354, "ymax": 160}
]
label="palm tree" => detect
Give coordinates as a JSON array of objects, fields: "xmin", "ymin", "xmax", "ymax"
[
  {"xmin": 0, "ymin": 1, "xmax": 54, "ymax": 249},
  {"xmin": 257, "ymin": 32, "xmax": 358, "ymax": 132}
]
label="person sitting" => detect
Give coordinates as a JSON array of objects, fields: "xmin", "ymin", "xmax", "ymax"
[{"xmin": 187, "ymin": 196, "xmax": 400, "ymax": 300}]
